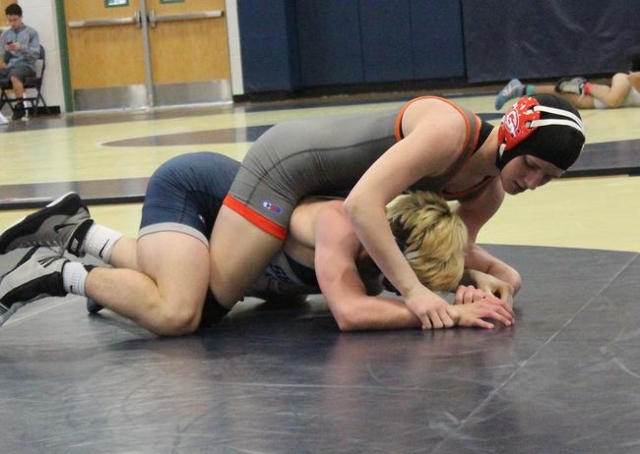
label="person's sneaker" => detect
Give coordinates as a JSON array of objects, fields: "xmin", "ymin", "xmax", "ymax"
[
  {"xmin": 0, "ymin": 192, "xmax": 93, "ymax": 256},
  {"xmin": 555, "ymin": 77, "xmax": 587, "ymax": 95},
  {"xmin": 495, "ymin": 78, "xmax": 525, "ymax": 110},
  {"xmin": 11, "ymin": 103, "xmax": 26, "ymax": 121},
  {"xmin": 0, "ymin": 246, "xmax": 68, "ymax": 327},
  {"xmin": 86, "ymin": 298, "xmax": 104, "ymax": 314}
]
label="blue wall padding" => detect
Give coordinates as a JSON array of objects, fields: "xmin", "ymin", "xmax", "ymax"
[
  {"xmin": 296, "ymin": 0, "xmax": 363, "ymax": 86},
  {"xmin": 461, "ymin": 0, "xmax": 640, "ymax": 83},
  {"xmin": 237, "ymin": 0, "xmax": 300, "ymax": 92},
  {"xmin": 237, "ymin": 0, "xmax": 639, "ymax": 94},
  {"xmin": 359, "ymin": 0, "xmax": 414, "ymax": 83},
  {"xmin": 409, "ymin": 0, "xmax": 465, "ymax": 79}
]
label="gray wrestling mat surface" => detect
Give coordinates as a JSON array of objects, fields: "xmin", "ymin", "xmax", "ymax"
[{"xmin": 0, "ymin": 245, "xmax": 638, "ymax": 453}]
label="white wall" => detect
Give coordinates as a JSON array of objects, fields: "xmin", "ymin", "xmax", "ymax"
[
  {"xmin": 225, "ymin": 0, "xmax": 244, "ymax": 96},
  {"xmin": 13, "ymin": 0, "xmax": 243, "ymax": 113}
]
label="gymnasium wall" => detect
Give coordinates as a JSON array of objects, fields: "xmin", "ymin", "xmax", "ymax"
[
  {"xmin": 237, "ymin": 0, "xmax": 640, "ymax": 95},
  {"xmin": 463, "ymin": 0, "xmax": 640, "ymax": 83},
  {"xmin": 236, "ymin": 0, "xmax": 300, "ymax": 94}
]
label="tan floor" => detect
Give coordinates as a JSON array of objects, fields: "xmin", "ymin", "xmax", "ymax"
[{"xmin": 0, "ymin": 93, "xmax": 638, "ymax": 252}]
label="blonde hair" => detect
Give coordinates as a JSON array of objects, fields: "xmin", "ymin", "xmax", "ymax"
[{"xmin": 386, "ymin": 191, "xmax": 467, "ymax": 292}]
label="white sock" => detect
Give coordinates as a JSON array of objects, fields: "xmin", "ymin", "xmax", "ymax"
[
  {"xmin": 62, "ymin": 262, "xmax": 89, "ymax": 296},
  {"xmin": 83, "ymin": 224, "xmax": 123, "ymax": 263}
]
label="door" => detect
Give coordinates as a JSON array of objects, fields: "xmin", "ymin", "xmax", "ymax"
[
  {"xmin": 64, "ymin": 0, "xmax": 231, "ymax": 111},
  {"xmin": 147, "ymin": 0, "xmax": 230, "ymax": 106}
]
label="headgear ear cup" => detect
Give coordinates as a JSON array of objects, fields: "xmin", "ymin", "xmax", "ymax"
[
  {"xmin": 496, "ymin": 94, "xmax": 586, "ymax": 171},
  {"xmin": 497, "ymin": 96, "xmax": 541, "ymax": 153}
]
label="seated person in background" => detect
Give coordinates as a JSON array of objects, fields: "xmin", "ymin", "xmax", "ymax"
[
  {"xmin": 0, "ymin": 152, "xmax": 514, "ymax": 336},
  {"xmin": 0, "ymin": 3, "xmax": 40, "ymax": 121}
]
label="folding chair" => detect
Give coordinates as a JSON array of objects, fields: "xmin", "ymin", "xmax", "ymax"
[{"xmin": 0, "ymin": 44, "xmax": 50, "ymax": 117}]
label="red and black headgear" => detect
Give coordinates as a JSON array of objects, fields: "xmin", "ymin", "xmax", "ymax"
[{"xmin": 497, "ymin": 94, "xmax": 586, "ymax": 171}]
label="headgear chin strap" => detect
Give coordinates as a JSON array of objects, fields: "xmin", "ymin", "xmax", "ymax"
[{"xmin": 497, "ymin": 95, "xmax": 586, "ymax": 171}]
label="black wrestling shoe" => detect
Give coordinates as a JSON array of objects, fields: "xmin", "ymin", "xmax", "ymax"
[
  {"xmin": 0, "ymin": 192, "xmax": 93, "ymax": 257},
  {"xmin": 0, "ymin": 247, "xmax": 68, "ymax": 327}
]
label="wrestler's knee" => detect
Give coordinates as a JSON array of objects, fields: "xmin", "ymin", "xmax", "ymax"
[{"xmin": 154, "ymin": 301, "xmax": 202, "ymax": 336}]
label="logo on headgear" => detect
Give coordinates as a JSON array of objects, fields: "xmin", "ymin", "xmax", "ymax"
[{"xmin": 504, "ymin": 107, "xmax": 520, "ymax": 138}]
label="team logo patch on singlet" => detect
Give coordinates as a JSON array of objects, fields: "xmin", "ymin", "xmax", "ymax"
[{"xmin": 262, "ymin": 200, "xmax": 283, "ymax": 214}]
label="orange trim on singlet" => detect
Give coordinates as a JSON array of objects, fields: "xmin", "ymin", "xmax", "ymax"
[
  {"xmin": 394, "ymin": 95, "xmax": 472, "ymax": 141},
  {"xmin": 394, "ymin": 95, "xmax": 490, "ymax": 200},
  {"xmin": 223, "ymin": 194, "xmax": 288, "ymax": 240}
]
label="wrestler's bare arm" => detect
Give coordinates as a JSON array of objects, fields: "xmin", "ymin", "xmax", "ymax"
[
  {"xmin": 345, "ymin": 99, "xmax": 466, "ymax": 288},
  {"xmin": 454, "ymin": 178, "xmax": 521, "ymax": 296},
  {"xmin": 314, "ymin": 203, "xmax": 422, "ymax": 331},
  {"xmin": 314, "ymin": 203, "xmax": 514, "ymax": 330}
]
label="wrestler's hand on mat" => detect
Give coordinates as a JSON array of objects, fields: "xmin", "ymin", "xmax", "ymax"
[
  {"xmin": 451, "ymin": 296, "xmax": 515, "ymax": 329},
  {"xmin": 468, "ymin": 270, "xmax": 514, "ymax": 307},
  {"xmin": 453, "ymin": 285, "xmax": 489, "ymax": 305},
  {"xmin": 404, "ymin": 287, "xmax": 456, "ymax": 330}
]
